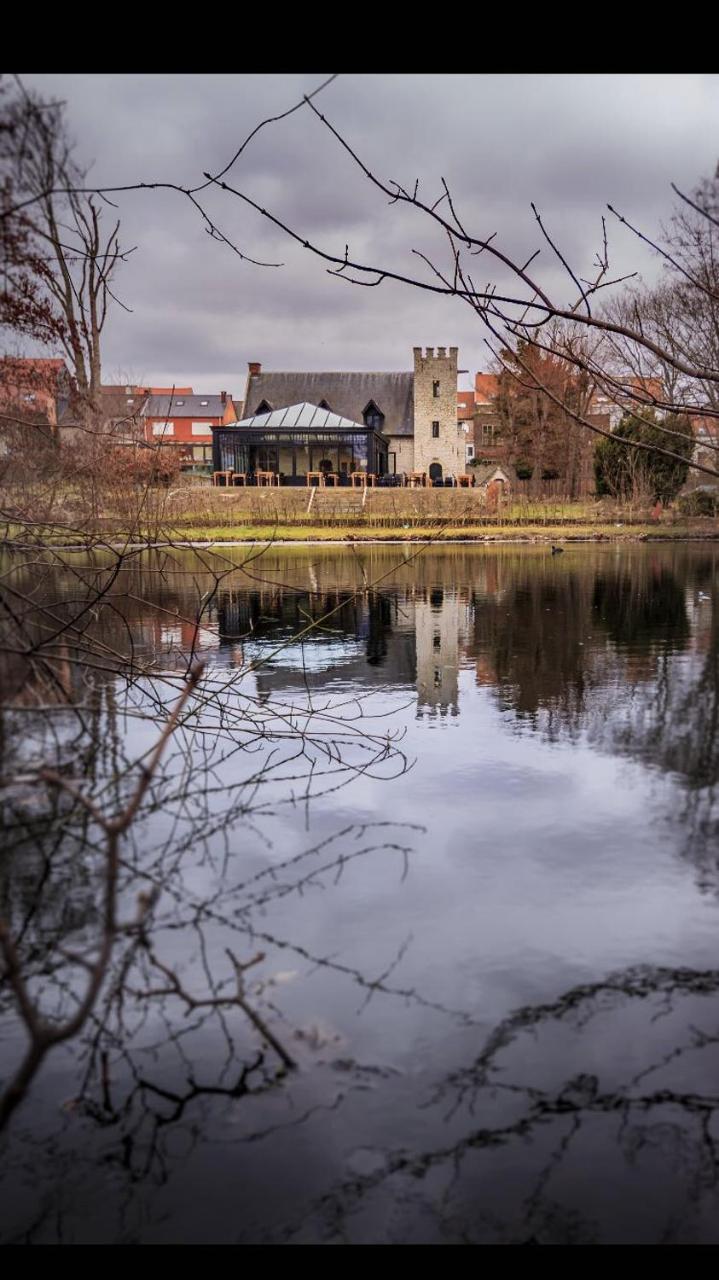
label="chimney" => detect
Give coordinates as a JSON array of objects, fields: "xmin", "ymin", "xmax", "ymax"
[
  {"xmin": 248, "ymin": 362, "xmax": 261, "ymax": 376},
  {"xmin": 221, "ymin": 390, "xmax": 227, "ymax": 405}
]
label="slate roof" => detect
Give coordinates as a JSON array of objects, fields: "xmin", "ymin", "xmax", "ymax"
[
  {"xmin": 229, "ymin": 402, "xmax": 375, "ymax": 432},
  {"xmin": 244, "ymin": 372, "xmax": 414, "ymax": 436},
  {"xmin": 144, "ymin": 394, "xmax": 230, "ymax": 418}
]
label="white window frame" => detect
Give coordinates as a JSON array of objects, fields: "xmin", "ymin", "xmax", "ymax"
[
  {"xmin": 466, "ymin": 443, "xmax": 475, "ymax": 462},
  {"xmin": 191, "ymin": 421, "xmax": 212, "ymax": 435},
  {"xmin": 153, "ymin": 421, "xmax": 174, "ymax": 436}
]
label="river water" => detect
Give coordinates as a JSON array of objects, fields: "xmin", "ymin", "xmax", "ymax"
[{"xmin": 2, "ymin": 542, "xmax": 719, "ymax": 1243}]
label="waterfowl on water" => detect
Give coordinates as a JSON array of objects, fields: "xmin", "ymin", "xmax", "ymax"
[{"xmin": 551, "ymin": 545, "xmax": 564, "ymax": 555}]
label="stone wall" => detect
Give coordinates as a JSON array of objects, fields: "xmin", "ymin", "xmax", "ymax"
[
  {"xmin": 387, "ymin": 433, "xmax": 415, "ymax": 475},
  {"xmin": 413, "ymin": 347, "xmax": 465, "ymax": 478}
]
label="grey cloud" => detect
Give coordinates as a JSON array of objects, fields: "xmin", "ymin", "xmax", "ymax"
[{"xmin": 22, "ymin": 73, "xmax": 719, "ymax": 384}]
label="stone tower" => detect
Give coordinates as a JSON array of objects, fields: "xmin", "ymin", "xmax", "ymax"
[
  {"xmin": 413, "ymin": 346, "xmax": 463, "ymax": 478},
  {"xmin": 415, "ymin": 589, "xmax": 460, "ymax": 717}
]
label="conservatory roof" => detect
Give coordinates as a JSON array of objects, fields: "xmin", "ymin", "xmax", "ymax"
[{"xmin": 222, "ymin": 402, "xmax": 374, "ymax": 432}]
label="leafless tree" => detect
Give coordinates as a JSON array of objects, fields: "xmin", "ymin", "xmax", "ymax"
[{"xmin": 0, "ymin": 75, "xmax": 133, "ymax": 433}]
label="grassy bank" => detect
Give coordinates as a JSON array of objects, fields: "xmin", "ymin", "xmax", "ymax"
[
  {"xmin": 158, "ymin": 522, "xmax": 719, "ymax": 543},
  {"xmin": 6, "ymin": 483, "xmax": 719, "ymax": 546},
  {"xmin": 8, "ymin": 522, "xmax": 719, "ymax": 547}
]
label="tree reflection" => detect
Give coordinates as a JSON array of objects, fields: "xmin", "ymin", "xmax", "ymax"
[
  {"xmin": 4, "ymin": 544, "xmax": 719, "ymax": 1242},
  {"xmin": 264, "ymin": 963, "xmax": 719, "ymax": 1244}
]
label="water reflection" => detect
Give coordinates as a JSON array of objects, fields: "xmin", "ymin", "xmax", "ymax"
[{"xmin": 3, "ymin": 543, "xmax": 719, "ymax": 1242}]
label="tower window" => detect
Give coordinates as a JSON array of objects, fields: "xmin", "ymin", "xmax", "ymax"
[
  {"xmin": 432, "ymin": 421, "xmax": 440, "ymax": 438},
  {"xmin": 433, "ymin": 380, "xmax": 440, "ymax": 397}
]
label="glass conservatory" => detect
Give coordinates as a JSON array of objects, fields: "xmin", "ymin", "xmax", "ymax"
[{"xmin": 211, "ymin": 402, "xmax": 388, "ymax": 484}]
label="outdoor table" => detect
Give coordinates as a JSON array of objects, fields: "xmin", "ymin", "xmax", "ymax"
[
  {"xmin": 350, "ymin": 472, "xmax": 368, "ymax": 487},
  {"xmin": 213, "ymin": 470, "xmax": 233, "ymax": 487},
  {"xmin": 408, "ymin": 472, "xmax": 427, "ymax": 488},
  {"xmin": 323, "ymin": 472, "xmax": 340, "ymax": 486},
  {"xmin": 306, "ymin": 471, "xmax": 325, "ymax": 487},
  {"xmin": 231, "ymin": 472, "xmax": 248, "ymax": 486},
  {"xmin": 255, "ymin": 471, "xmax": 279, "ymax": 486}
]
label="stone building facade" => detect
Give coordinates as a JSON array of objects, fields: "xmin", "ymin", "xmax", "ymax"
[
  {"xmin": 242, "ymin": 347, "xmax": 467, "ymax": 480},
  {"xmin": 412, "ymin": 346, "xmax": 464, "ymax": 480}
]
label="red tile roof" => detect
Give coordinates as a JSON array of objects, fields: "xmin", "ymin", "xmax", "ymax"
[
  {"xmin": 457, "ymin": 390, "xmax": 474, "ymax": 419},
  {"xmin": 474, "ymin": 372, "xmax": 500, "ymax": 403}
]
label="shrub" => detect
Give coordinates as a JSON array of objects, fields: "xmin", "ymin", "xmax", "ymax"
[
  {"xmin": 594, "ymin": 410, "xmax": 694, "ymax": 502},
  {"xmin": 62, "ymin": 440, "xmax": 181, "ymax": 487},
  {"xmin": 676, "ymin": 488, "xmax": 719, "ymax": 517}
]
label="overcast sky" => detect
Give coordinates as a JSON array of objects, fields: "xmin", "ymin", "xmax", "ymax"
[{"xmin": 23, "ymin": 73, "xmax": 719, "ymax": 399}]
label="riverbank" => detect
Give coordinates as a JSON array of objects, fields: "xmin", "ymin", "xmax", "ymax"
[
  {"xmin": 159, "ymin": 522, "xmax": 719, "ymax": 544},
  {"xmin": 9, "ymin": 522, "xmax": 719, "ymax": 548},
  {"xmin": 6, "ymin": 484, "xmax": 719, "ymax": 547},
  {"xmin": 146, "ymin": 489, "xmax": 719, "ymax": 543}
]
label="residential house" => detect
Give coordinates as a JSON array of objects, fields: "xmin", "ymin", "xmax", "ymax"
[
  {"xmin": 57, "ymin": 384, "xmax": 199, "ymax": 446},
  {"xmin": 144, "ymin": 391, "xmax": 240, "ymax": 469},
  {"xmin": 465, "ymin": 370, "xmax": 600, "ymax": 495},
  {"xmin": 102, "ymin": 385, "xmax": 193, "ymax": 441},
  {"xmin": 457, "ymin": 390, "xmax": 475, "ymax": 466},
  {"xmin": 0, "ymin": 357, "xmax": 74, "ymax": 443},
  {"xmin": 471, "ymin": 373, "xmax": 504, "ymax": 461}
]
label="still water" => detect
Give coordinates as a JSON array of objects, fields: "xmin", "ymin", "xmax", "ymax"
[{"xmin": 2, "ymin": 542, "xmax": 719, "ymax": 1243}]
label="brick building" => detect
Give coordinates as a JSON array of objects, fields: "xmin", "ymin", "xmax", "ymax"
[
  {"xmin": 143, "ymin": 391, "xmax": 240, "ymax": 468},
  {"xmin": 0, "ymin": 357, "xmax": 74, "ymax": 440},
  {"xmin": 459, "ymin": 370, "xmax": 621, "ymax": 496},
  {"xmin": 470, "ymin": 373, "xmax": 504, "ymax": 460}
]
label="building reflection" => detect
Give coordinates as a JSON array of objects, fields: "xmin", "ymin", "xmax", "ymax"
[{"xmin": 5, "ymin": 544, "xmax": 719, "ymax": 783}]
